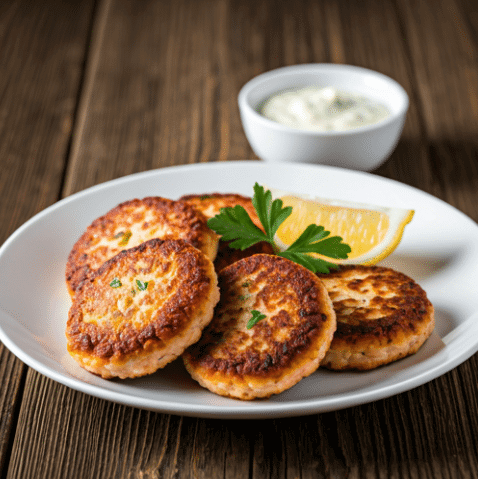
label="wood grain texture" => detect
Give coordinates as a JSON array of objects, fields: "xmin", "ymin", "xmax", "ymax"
[
  {"xmin": 63, "ymin": 0, "xmax": 259, "ymax": 197},
  {"xmin": 0, "ymin": 0, "xmax": 95, "ymax": 475},
  {"xmin": 0, "ymin": 0, "xmax": 94, "ymax": 241},
  {"xmin": 0, "ymin": 345, "xmax": 24, "ymax": 474},
  {"xmin": 2, "ymin": 0, "xmax": 478, "ymax": 477},
  {"xmin": 395, "ymin": 0, "xmax": 478, "ymax": 221}
]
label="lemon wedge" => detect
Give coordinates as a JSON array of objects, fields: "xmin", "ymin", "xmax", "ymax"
[{"xmin": 269, "ymin": 187, "xmax": 414, "ymax": 265}]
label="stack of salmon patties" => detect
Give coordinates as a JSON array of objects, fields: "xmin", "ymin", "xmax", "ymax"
[
  {"xmin": 65, "ymin": 197, "xmax": 220, "ymax": 379},
  {"xmin": 66, "ymin": 192, "xmax": 435, "ymax": 400}
]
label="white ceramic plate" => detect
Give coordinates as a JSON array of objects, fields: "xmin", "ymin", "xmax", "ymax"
[{"xmin": 1, "ymin": 161, "xmax": 478, "ymax": 419}]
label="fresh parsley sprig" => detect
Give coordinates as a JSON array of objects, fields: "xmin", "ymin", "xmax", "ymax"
[
  {"xmin": 251, "ymin": 183, "xmax": 292, "ymax": 245},
  {"xmin": 207, "ymin": 183, "xmax": 291, "ymax": 253},
  {"xmin": 207, "ymin": 204, "xmax": 270, "ymax": 250},
  {"xmin": 207, "ymin": 183, "xmax": 351, "ymax": 274}
]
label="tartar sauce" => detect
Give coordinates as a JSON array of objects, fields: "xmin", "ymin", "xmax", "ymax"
[{"xmin": 260, "ymin": 86, "xmax": 390, "ymax": 132}]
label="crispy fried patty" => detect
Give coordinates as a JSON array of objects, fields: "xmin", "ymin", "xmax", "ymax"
[
  {"xmin": 66, "ymin": 238, "xmax": 220, "ymax": 379},
  {"xmin": 180, "ymin": 192, "xmax": 271, "ymax": 271},
  {"xmin": 179, "ymin": 192, "xmax": 262, "ymax": 229},
  {"xmin": 317, "ymin": 265, "xmax": 435, "ymax": 370},
  {"xmin": 183, "ymin": 254, "xmax": 336, "ymax": 400},
  {"xmin": 66, "ymin": 197, "xmax": 218, "ymax": 295}
]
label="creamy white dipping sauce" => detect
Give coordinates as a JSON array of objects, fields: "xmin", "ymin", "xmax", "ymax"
[{"xmin": 260, "ymin": 86, "xmax": 391, "ymax": 132}]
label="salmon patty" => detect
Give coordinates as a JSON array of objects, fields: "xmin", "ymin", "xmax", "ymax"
[
  {"xmin": 66, "ymin": 196, "xmax": 218, "ymax": 295},
  {"xmin": 180, "ymin": 192, "xmax": 272, "ymax": 270},
  {"xmin": 317, "ymin": 265, "xmax": 435, "ymax": 370},
  {"xmin": 66, "ymin": 238, "xmax": 220, "ymax": 379},
  {"xmin": 183, "ymin": 254, "xmax": 336, "ymax": 400},
  {"xmin": 179, "ymin": 192, "xmax": 262, "ymax": 229}
]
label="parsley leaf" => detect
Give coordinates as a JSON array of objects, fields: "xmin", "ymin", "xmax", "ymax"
[
  {"xmin": 278, "ymin": 251, "xmax": 339, "ymax": 274},
  {"xmin": 207, "ymin": 183, "xmax": 352, "ymax": 274},
  {"xmin": 207, "ymin": 204, "xmax": 269, "ymax": 250},
  {"xmin": 277, "ymin": 224, "xmax": 351, "ymax": 272},
  {"xmin": 110, "ymin": 277, "xmax": 122, "ymax": 288},
  {"xmin": 251, "ymin": 183, "xmax": 292, "ymax": 241},
  {"xmin": 246, "ymin": 310, "xmax": 267, "ymax": 329},
  {"xmin": 207, "ymin": 183, "xmax": 292, "ymax": 251},
  {"xmin": 136, "ymin": 279, "xmax": 149, "ymax": 291}
]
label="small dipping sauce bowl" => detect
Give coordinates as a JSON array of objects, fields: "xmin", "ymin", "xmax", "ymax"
[{"xmin": 238, "ymin": 64, "xmax": 409, "ymax": 171}]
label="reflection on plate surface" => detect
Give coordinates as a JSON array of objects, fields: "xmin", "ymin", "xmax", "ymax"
[{"xmin": 0, "ymin": 161, "xmax": 478, "ymax": 418}]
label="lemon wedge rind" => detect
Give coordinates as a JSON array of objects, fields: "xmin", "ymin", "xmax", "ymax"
[
  {"xmin": 268, "ymin": 186, "xmax": 414, "ymax": 266},
  {"xmin": 354, "ymin": 208, "xmax": 414, "ymax": 265}
]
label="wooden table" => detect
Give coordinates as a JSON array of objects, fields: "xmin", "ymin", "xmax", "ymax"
[{"xmin": 1, "ymin": 0, "xmax": 478, "ymax": 477}]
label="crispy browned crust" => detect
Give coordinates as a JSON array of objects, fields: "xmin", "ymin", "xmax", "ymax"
[
  {"xmin": 183, "ymin": 254, "xmax": 336, "ymax": 399},
  {"xmin": 317, "ymin": 265, "xmax": 435, "ymax": 370},
  {"xmin": 179, "ymin": 193, "xmax": 263, "ymax": 230},
  {"xmin": 66, "ymin": 238, "xmax": 219, "ymax": 378},
  {"xmin": 66, "ymin": 197, "xmax": 217, "ymax": 295},
  {"xmin": 180, "ymin": 193, "xmax": 273, "ymax": 271}
]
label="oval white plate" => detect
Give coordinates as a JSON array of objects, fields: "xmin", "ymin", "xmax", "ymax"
[{"xmin": 1, "ymin": 161, "xmax": 478, "ymax": 419}]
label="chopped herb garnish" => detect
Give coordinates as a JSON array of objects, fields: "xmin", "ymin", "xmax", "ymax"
[
  {"xmin": 200, "ymin": 195, "xmax": 212, "ymax": 200},
  {"xmin": 114, "ymin": 231, "xmax": 124, "ymax": 239},
  {"xmin": 118, "ymin": 231, "xmax": 132, "ymax": 246},
  {"xmin": 207, "ymin": 183, "xmax": 351, "ymax": 274},
  {"xmin": 136, "ymin": 279, "xmax": 149, "ymax": 291},
  {"xmin": 241, "ymin": 282, "xmax": 251, "ymax": 288},
  {"xmin": 110, "ymin": 277, "xmax": 122, "ymax": 288},
  {"xmin": 246, "ymin": 310, "xmax": 267, "ymax": 329}
]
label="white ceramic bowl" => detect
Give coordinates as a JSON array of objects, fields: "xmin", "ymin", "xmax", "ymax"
[{"xmin": 238, "ymin": 64, "xmax": 409, "ymax": 171}]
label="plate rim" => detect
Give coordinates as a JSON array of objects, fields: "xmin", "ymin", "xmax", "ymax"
[{"xmin": 1, "ymin": 160, "xmax": 478, "ymax": 419}]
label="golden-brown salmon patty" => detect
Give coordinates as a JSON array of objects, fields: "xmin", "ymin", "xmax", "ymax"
[
  {"xmin": 317, "ymin": 265, "xmax": 435, "ymax": 370},
  {"xmin": 66, "ymin": 238, "xmax": 220, "ymax": 379},
  {"xmin": 66, "ymin": 196, "xmax": 218, "ymax": 295},
  {"xmin": 179, "ymin": 192, "xmax": 262, "ymax": 229},
  {"xmin": 183, "ymin": 254, "xmax": 336, "ymax": 400},
  {"xmin": 179, "ymin": 192, "xmax": 271, "ymax": 270}
]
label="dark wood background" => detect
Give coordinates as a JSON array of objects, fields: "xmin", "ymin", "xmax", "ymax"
[{"xmin": 1, "ymin": 0, "xmax": 478, "ymax": 477}]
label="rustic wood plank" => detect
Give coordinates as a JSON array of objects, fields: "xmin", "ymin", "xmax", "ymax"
[
  {"xmin": 0, "ymin": 0, "xmax": 95, "ymax": 475},
  {"xmin": 0, "ymin": 345, "xmax": 24, "ymax": 475},
  {"xmin": 0, "ymin": 0, "xmax": 94, "ymax": 241},
  {"xmin": 61, "ymin": 0, "xmax": 333, "ymax": 197},
  {"xmin": 395, "ymin": 0, "xmax": 478, "ymax": 221},
  {"xmin": 8, "ymin": 370, "xmax": 182, "ymax": 478},
  {"xmin": 62, "ymin": 0, "xmax": 251, "ymax": 197}
]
